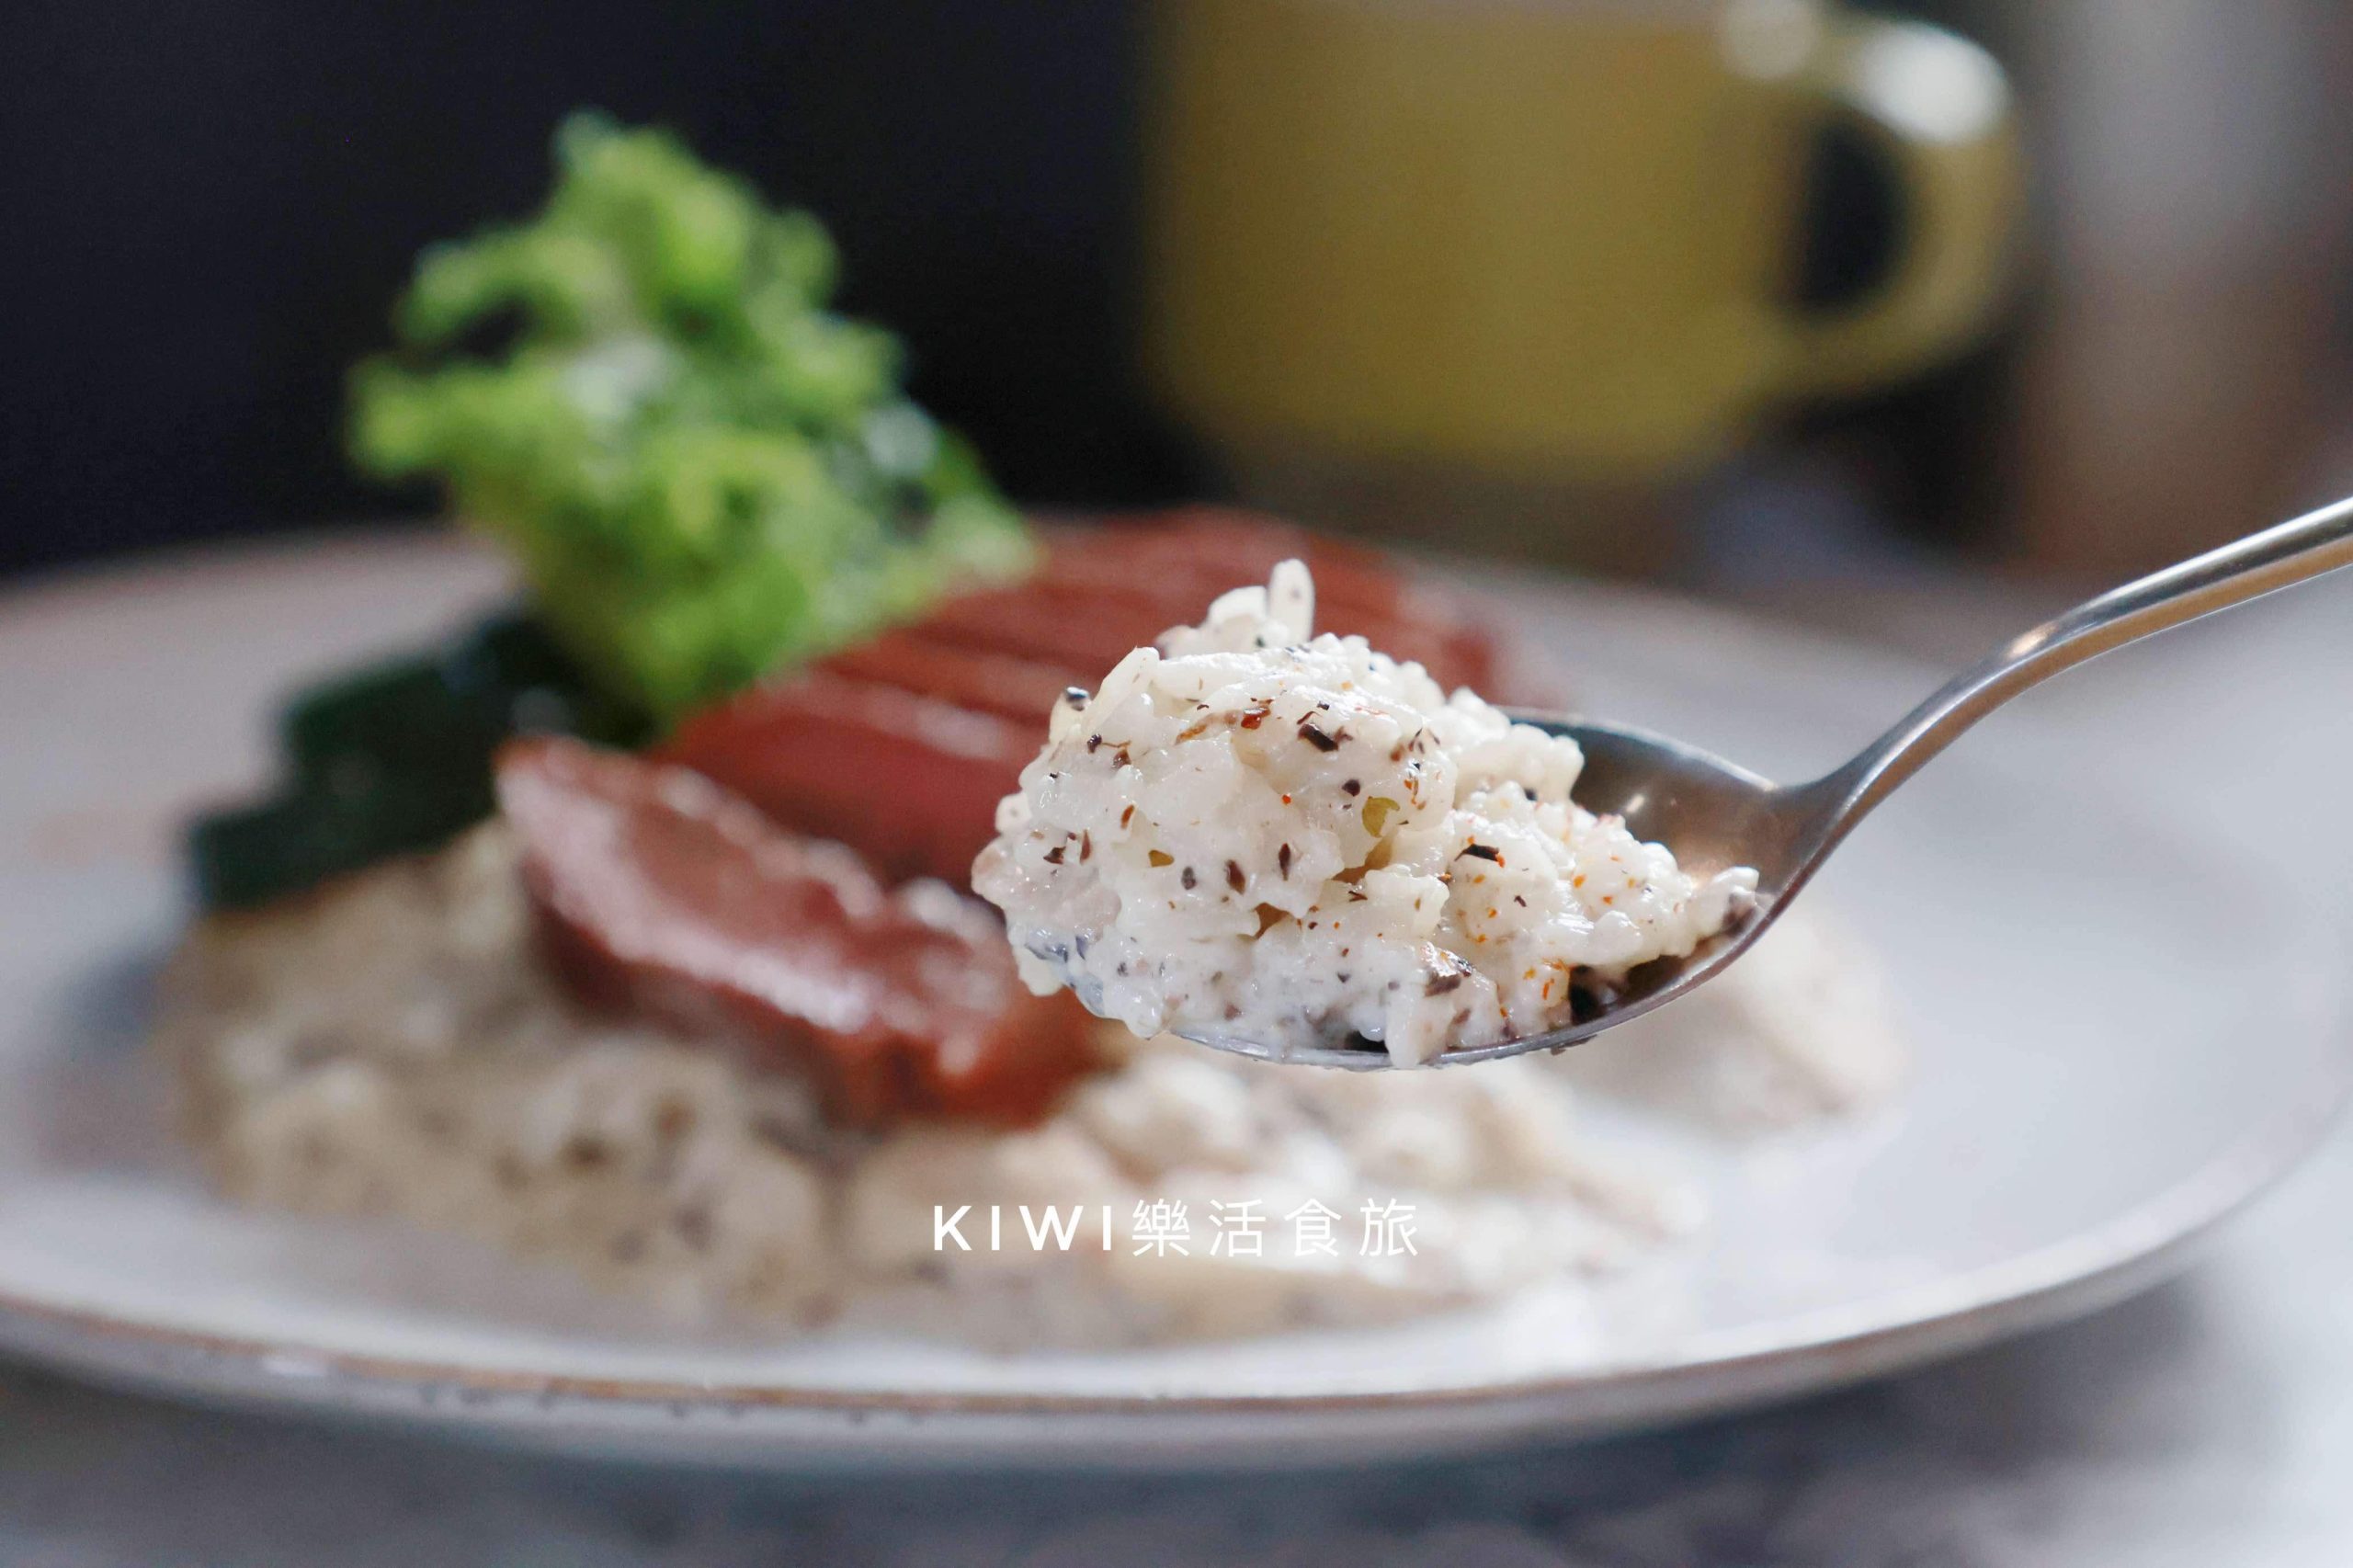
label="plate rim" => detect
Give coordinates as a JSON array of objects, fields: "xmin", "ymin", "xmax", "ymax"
[{"xmin": 0, "ymin": 1055, "xmax": 2338, "ymax": 1466}]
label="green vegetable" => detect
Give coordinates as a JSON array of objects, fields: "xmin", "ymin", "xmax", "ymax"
[
  {"xmin": 189, "ymin": 613, "xmax": 644, "ymax": 910},
  {"xmin": 350, "ymin": 112, "xmax": 1032, "ymax": 723}
]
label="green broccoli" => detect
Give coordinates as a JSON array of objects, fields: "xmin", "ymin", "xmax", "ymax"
[{"xmin": 351, "ymin": 112, "xmax": 1032, "ymax": 722}]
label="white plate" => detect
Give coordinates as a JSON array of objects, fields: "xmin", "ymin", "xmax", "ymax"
[{"xmin": 0, "ymin": 533, "xmax": 2344, "ymax": 1470}]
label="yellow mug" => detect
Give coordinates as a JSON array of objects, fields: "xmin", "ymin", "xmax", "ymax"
[{"xmin": 1141, "ymin": 0, "xmax": 2021, "ymax": 484}]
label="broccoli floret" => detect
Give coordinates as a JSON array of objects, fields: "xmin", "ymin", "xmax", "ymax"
[{"xmin": 350, "ymin": 112, "xmax": 1031, "ymax": 723}]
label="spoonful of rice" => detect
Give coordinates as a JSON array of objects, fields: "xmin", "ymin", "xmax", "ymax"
[{"xmin": 973, "ymin": 496, "xmax": 2353, "ymax": 1068}]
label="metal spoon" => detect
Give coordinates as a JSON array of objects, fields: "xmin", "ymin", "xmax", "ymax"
[{"xmin": 1187, "ymin": 494, "xmax": 2353, "ymax": 1069}]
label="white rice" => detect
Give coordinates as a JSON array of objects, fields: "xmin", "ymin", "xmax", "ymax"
[
  {"xmin": 973, "ymin": 563, "xmax": 1757, "ymax": 1064},
  {"xmin": 159, "ymin": 826, "xmax": 1899, "ymax": 1346}
]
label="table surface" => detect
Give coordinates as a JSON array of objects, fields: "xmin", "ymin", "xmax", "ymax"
[{"xmin": 3, "ymin": 548, "xmax": 2349, "ymax": 1567}]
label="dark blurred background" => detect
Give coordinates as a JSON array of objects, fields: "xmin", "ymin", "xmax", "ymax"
[
  {"xmin": 0, "ymin": 2, "xmax": 1184, "ymax": 575},
  {"xmin": 6, "ymin": 1, "xmax": 2353, "ymax": 581}
]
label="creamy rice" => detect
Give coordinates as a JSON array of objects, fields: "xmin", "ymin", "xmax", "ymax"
[
  {"xmin": 974, "ymin": 563, "xmax": 1756, "ymax": 1063},
  {"xmin": 160, "ymin": 827, "xmax": 1898, "ymax": 1346}
]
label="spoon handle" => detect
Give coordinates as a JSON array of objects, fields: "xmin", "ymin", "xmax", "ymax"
[{"xmin": 1806, "ymin": 492, "xmax": 2353, "ymax": 833}]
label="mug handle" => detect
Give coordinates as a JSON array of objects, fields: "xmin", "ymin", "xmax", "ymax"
[{"xmin": 1771, "ymin": 16, "xmax": 2023, "ymax": 396}]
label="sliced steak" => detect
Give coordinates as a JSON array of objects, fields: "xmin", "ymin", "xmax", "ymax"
[
  {"xmin": 662, "ymin": 512, "xmax": 1534, "ymax": 886},
  {"xmin": 658, "ymin": 670, "xmax": 1035, "ymax": 886},
  {"xmin": 497, "ymin": 736, "xmax": 1100, "ymax": 1128}
]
